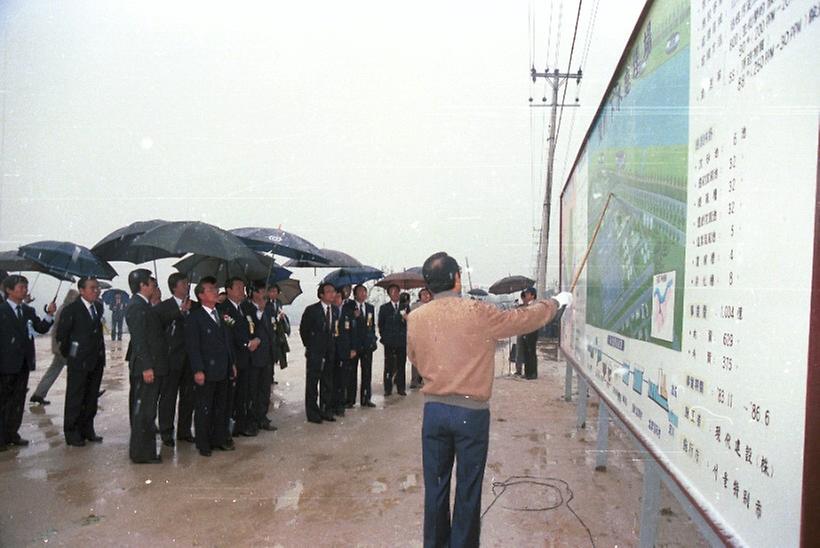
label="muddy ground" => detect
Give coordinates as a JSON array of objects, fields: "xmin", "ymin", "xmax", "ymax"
[{"xmin": 0, "ymin": 335, "xmax": 707, "ymax": 547}]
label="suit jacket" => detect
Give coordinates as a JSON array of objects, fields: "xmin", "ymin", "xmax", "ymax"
[
  {"xmin": 218, "ymin": 300, "xmax": 252, "ymax": 371},
  {"xmin": 0, "ymin": 300, "xmax": 53, "ymax": 374},
  {"xmin": 125, "ymin": 295, "xmax": 168, "ymax": 377},
  {"xmin": 299, "ymin": 301, "xmax": 337, "ymax": 363},
  {"xmin": 334, "ymin": 303, "xmax": 354, "ymax": 361},
  {"xmin": 349, "ymin": 300, "xmax": 376, "ymax": 353},
  {"xmin": 56, "ymin": 299, "xmax": 105, "ymax": 372},
  {"xmin": 265, "ymin": 300, "xmax": 289, "ymax": 354},
  {"xmin": 153, "ymin": 297, "xmax": 188, "ymax": 371},
  {"xmin": 185, "ymin": 305, "xmax": 234, "ymax": 382},
  {"xmin": 240, "ymin": 301, "xmax": 276, "ymax": 369},
  {"xmin": 378, "ymin": 300, "xmax": 408, "ymax": 348}
]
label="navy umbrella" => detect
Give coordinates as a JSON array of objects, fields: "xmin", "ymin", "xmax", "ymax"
[
  {"xmin": 0, "ymin": 250, "xmax": 75, "ymax": 282},
  {"xmin": 92, "ymin": 220, "xmax": 183, "ymax": 264},
  {"xmin": 18, "ymin": 241, "xmax": 118, "ymax": 280},
  {"xmin": 467, "ymin": 288, "xmax": 489, "ymax": 297},
  {"xmin": 322, "ymin": 266, "xmax": 384, "ymax": 288},
  {"xmin": 102, "ymin": 288, "xmax": 129, "ymax": 306},
  {"xmin": 230, "ymin": 227, "xmax": 328, "ymax": 264},
  {"xmin": 283, "ymin": 248, "xmax": 362, "ymax": 268}
]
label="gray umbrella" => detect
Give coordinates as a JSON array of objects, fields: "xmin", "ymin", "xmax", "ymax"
[
  {"xmin": 92, "ymin": 219, "xmax": 183, "ymax": 264},
  {"xmin": 282, "ymin": 248, "xmax": 362, "ymax": 268},
  {"xmin": 132, "ymin": 221, "xmax": 257, "ymax": 262},
  {"xmin": 272, "ymin": 278, "xmax": 303, "ymax": 305},
  {"xmin": 0, "ymin": 250, "xmax": 75, "ymax": 282},
  {"xmin": 488, "ymin": 275, "xmax": 535, "ymax": 295}
]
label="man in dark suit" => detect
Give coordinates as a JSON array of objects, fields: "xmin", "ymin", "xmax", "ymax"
[
  {"xmin": 0, "ymin": 275, "xmax": 56, "ymax": 450},
  {"xmin": 242, "ymin": 280, "xmax": 278, "ymax": 431},
  {"xmin": 186, "ymin": 276, "xmax": 236, "ymax": 457},
  {"xmin": 378, "ymin": 283, "xmax": 409, "ymax": 396},
  {"xmin": 154, "ymin": 272, "xmax": 194, "ymax": 446},
  {"xmin": 56, "ymin": 277, "xmax": 106, "ymax": 447},
  {"xmin": 125, "ymin": 270, "xmax": 167, "ymax": 463},
  {"xmin": 266, "ymin": 285, "xmax": 289, "ymax": 375},
  {"xmin": 520, "ymin": 288, "xmax": 540, "ymax": 379},
  {"xmin": 348, "ymin": 284, "xmax": 377, "ymax": 408},
  {"xmin": 332, "ymin": 289, "xmax": 355, "ymax": 416},
  {"xmin": 218, "ymin": 277, "xmax": 259, "ymax": 437},
  {"xmin": 299, "ymin": 282, "xmax": 338, "ymax": 424}
]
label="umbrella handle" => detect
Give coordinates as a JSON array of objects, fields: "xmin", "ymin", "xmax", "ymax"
[{"xmin": 53, "ymin": 280, "xmax": 63, "ymax": 303}]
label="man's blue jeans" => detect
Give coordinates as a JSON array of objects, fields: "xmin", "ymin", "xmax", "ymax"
[{"xmin": 422, "ymin": 401, "xmax": 490, "ymax": 548}]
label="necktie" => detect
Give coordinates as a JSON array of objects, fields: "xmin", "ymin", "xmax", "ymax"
[
  {"xmin": 89, "ymin": 305, "xmax": 97, "ymax": 322},
  {"xmin": 325, "ymin": 306, "xmax": 331, "ymax": 332},
  {"xmin": 360, "ymin": 304, "xmax": 364, "ymax": 316},
  {"xmin": 16, "ymin": 305, "xmax": 23, "ymax": 321},
  {"xmin": 211, "ymin": 309, "xmax": 220, "ymax": 325}
]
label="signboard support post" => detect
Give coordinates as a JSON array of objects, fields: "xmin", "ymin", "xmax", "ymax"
[
  {"xmin": 595, "ymin": 401, "xmax": 610, "ymax": 471},
  {"xmin": 576, "ymin": 376, "xmax": 588, "ymax": 429},
  {"xmin": 639, "ymin": 460, "xmax": 662, "ymax": 548},
  {"xmin": 564, "ymin": 362, "xmax": 573, "ymax": 401}
]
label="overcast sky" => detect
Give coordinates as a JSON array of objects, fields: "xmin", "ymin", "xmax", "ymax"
[{"xmin": 0, "ymin": 0, "xmax": 644, "ymax": 303}]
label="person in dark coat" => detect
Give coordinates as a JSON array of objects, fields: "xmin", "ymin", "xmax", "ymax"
[
  {"xmin": 520, "ymin": 288, "xmax": 540, "ymax": 379},
  {"xmin": 266, "ymin": 285, "xmax": 289, "ymax": 375},
  {"xmin": 186, "ymin": 277, "xmax": 236, "ymax": 457},
  {"xmin": 125, "ymin": 270, "xmax": 167, "ymax": 463},
  {"xmin": 378, "ymin": 284, "xmax": 409, "ymax": 396},
  {"xmin": 299, "ymin": 283, "xmax": 338, "ymax": 423},
  {"xmin": 0, "ymin": 275, "xmax": 55, "ymax": 450},
  {"xmin": 218, "ymin": 277, "xmax": 259, "ymax": 437},
  {"xmin": 242, "ymin": 280, "xmax": 278, "ymax": 431},
  {"xmin": 57, "ymin": 276, "xmax": 107, "ymax": 447},
  {"xmin": 153, "ymin": 272, "xmax": 194, "ymax": 446},
  {"xmin": 332, "ymin": 289, "xmax": 355, "ymax": 416},
  {"xmin": 347, "ymin": 284, "xmax": 377, "ymax": 408},
  {"xmin": 109, "ymin": 293, "xmax": 126, "ymax": 341}
]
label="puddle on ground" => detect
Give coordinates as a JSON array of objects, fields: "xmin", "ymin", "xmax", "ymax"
[
  {"xmin": 274, "ymin": 480, "xmax": 303, "ymax": 511},
  {"xmin": 370, "ymin": 480, "xmax": 387, "ymax": 494}
]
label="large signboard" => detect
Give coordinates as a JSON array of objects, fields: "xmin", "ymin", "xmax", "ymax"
[{"xmin": 559, "ymin": 0, "xmax": 819, "ymax": 546}]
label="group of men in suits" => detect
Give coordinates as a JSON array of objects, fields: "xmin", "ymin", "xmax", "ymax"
[
  {"xmin": 299, "ymin": 282, "xmax": 378, "ymax": 424},
  {"xmin": 126, "ymin": 271, "xmax": 289, "ymax": 460}
]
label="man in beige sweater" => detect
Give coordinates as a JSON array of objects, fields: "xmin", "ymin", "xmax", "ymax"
[{"xmin": 408, "ymin": 252, "xmax": 571, "ymax": 548}]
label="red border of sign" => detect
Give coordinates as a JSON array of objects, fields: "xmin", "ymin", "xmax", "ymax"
[{"xmin": 557, "ymin": 0, "xmax": 817, "ymax": 546}]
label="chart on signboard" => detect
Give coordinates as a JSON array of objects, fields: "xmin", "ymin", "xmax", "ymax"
[{"xmin": 559, "ymin": 0, "xmax": 819, "ymax": 546}]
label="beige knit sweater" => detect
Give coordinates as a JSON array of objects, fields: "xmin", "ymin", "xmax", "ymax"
[{"xmin": 407, "ymin": 293, "xmax": 558, "ymax": 403}]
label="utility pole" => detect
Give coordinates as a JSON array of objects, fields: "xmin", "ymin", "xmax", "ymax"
[
  {"xmin": 530, "ymin": 66, "xmax": 582, "ymax": 298},
  {"xmin": 464, "ymin": 256, "xmax": 473, "ymax": 290}
]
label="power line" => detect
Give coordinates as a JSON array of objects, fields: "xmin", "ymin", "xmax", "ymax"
[{"xmin": 554, "ymin": 0, "xmax": 584, "ymax": 147}]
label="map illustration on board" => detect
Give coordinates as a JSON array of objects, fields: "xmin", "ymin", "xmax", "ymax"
[{"xmin": 585, "ymin": 0, "xmax": 689, "ymax": 351}]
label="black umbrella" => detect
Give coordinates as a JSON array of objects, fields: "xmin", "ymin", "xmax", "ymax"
[
  {"xmin": 322, "ymin": 266, "xmax": 384, "ymax": 288},
  {"xmin": 173, "ymin": 252, "xmax": 291, "ymax": 286},
  {"xmin": 132, "ymin": 221, "xmax": 257, "ymax": 262},
  {"xmin": 467, "ymin": 288, "xmax": 489, "ymax": 297},
  {"xmin": 102, "ymin": 288, "xmax": 129, "ymax": 306},
  {"xmin": 273, "ymin": 278, "xmax": 302, "ymax": 305},
  {"xmin": 375, "ymin": 269, "xmax": 426, "ymax": 290},
  {"xmin": 283, "ymin": 248, "xmax": 362, "ymax": 268},
  {"xmin": 92, "ymin": 220, "xmax": 183, "ymax": 264},
  {"xmin": 0, "ymin": 250, "xmax": 75, "ymax": 282},
  {"xmin": 230, "ymin": 227, "xmax": 328, "ymax": 264},
  {"xmin": 488, "ymin": 275, "xmax": 535, "ymax": 295},
  {"xmin": 18, "ymin": 241, "xmax": 118, "ymax": 280}
]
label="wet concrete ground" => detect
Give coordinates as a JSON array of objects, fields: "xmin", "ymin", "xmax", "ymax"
[{"xmin": 0, "ymin": 335, "xmax": 705, "ymax": 547}]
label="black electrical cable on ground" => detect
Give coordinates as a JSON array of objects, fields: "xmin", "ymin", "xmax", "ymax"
[{"xmin": 481, "ymin": 475, "xmax": 596, "ymax": 548}]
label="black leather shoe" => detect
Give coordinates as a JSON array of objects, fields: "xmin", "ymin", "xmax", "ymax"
[
  {"xmin": 9, "ymin": 437, "xmax": 29, "ymax": 446},
  {"xmin": 0, "ymin": 444, "xmax": 8, "ymax": 452},
  {"xmin": 199, "ymin": 449, "xmax": 212, "ymax": 457},
  {"xmin": 397, "ymin": 391, "xmax": 407, "ymax": 396},
  {"xmin": 66, "ymin": 438, "xmax": 86, "ymax": 447},
  {"xmin": 363, "ymin": 401, "xmax": 376, "ymax": 408},
  {"xmin": 321, "ymin": 413, "xmax": 336, "ymax": 422},
  {"xmin": 344, "ymin": 403, "xmax": 355, "ymax": 409},
  {"xmin": 84, "ymin": 435, "xmax": 103, "ymax": 443},
  {"xmin": 98, "ymin": 389, "xmax": 106, "ymax": 398},
  {"xmin": 384, "ymin": 391, "xmax": 392, "ymax": 397},
  {"xmin": 259, "ymin": 423, "xmax": 277, "ymax": 431},
  {"xmin": 214, "ymin": 444, "xmax": 236, "ymax": 451},
  {"xmin": 133, "ymin": 455, "xmax": 162, "ymax": 464},
  {"xmin": 162, "ymin": 438, "xmax": 175, "ymax": 447},
  {"xmin": 307, "ymin": 417, "xmax": 323, "ymax": 424},
  {"xmin": 177, "ymin": 434, "xmax": 195, "ymax": 443},
  {"xmin": 30, "ymin": 395, "xmax": 50, "ymax": 405},
  {"xmin": 333, "ymin": 409, "xmax": 345, "ymax": 417}
]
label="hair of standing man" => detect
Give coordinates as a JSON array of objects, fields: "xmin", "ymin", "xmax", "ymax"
[
  {"xmin": 3, "ymin": 274, "xmax": 28, "ymax": 294},
  {"xmin": 167, "ymin": 271, "xmax": 188, "ymax": 292},
  {"xmin": 194, "ymin": 276, "xmax": 218, "ymax": 299},
  {"xmin": 128, "ymin": 268, "xmax": 152, "ymax": 295},
  {"xmin": 224, "ymin": 276, "xmax": 244, "ymax": 291},
  {"xmin": 421, "ymin": 251, "xmax": 460, "ymax": 294},
  {"xmin": 522, "ymin": 287, "xmax": 537, "ymax": 299},
  {"xmin": 317, "ymin": 282, "xmax": 336, "ymax": 298},
  {"xmin": 77, "ymin": 277, "xmax": 98, "ymax": 290}
]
